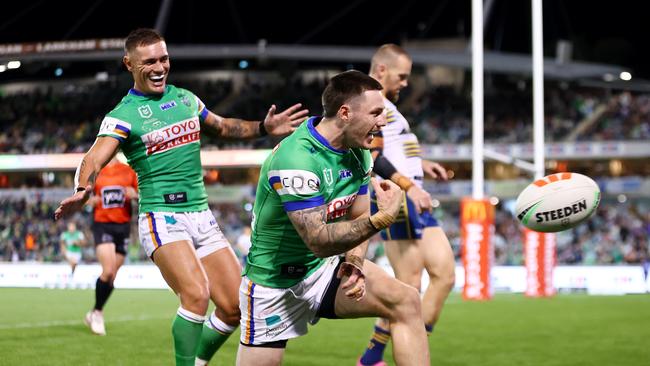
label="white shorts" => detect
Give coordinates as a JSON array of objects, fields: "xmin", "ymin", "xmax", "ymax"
[
  {"xmin": 65, "ymin": 251, "xmax": 82, "ymax": 263},
  {"xmin": 239, "ymin": 256, "xmax": 341, "ymax": 346},
  {"xmin": 138, "ymin": 210, "xmax": 230, "ymax": 258}
]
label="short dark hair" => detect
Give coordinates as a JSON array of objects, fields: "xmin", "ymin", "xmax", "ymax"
[
  {"xmin": 124, "ymin": 28, "xmax": 165, "ymax": 53},
  {"xmin": 322, "ymin": 70, "xmax": 383, "ymax": 118}
]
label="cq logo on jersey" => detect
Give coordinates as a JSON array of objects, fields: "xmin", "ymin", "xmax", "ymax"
[{"xmin": 268, "ymin": 170, "xmax": 320, "ymax": 196}]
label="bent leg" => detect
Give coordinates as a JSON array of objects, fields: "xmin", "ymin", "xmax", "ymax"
[
  {"xmin": 196, "ymin": 246, "xmax": 242, "ymax": 364},
  {"xmin": 154, "ymin": 240, "xmax": 210, "ymax": 314},
  {"xmin": 385, "ymin": 238, "xmax": 425, "ymax": 290},
  {"xmin": 202, "ymin": 246, "xmax": 242, "ymax": 325},
  {"xmin": 419, "ymin": 227, "xmax": 455, "ymax": 326},
  {"xmin": 360, "ymin": 239, "xmax": 423, "ymax": 365},
  {"xmin": 154, "ymin": 241, "xmax": 210, "ymax": 366},
  {"xmin": 336, "ymin": 260, "xmax": 429, "ymax": 366}
]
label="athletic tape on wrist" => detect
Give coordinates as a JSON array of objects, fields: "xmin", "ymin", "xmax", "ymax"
[
  {"xmin": 394, "ymin": 175, "xmax": 414, "ymax": 191},
  {"xmin": 369, "ymin": 211, "xmax": 396, "ymax": 230}
]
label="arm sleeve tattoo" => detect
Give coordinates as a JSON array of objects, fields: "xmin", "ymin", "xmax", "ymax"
[{"xmin": 287, "ymin": 204, "xmax": 379, "ymax": 258}]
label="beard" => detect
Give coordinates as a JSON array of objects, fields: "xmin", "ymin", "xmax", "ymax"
[{"xmin": 385, "ymin": 89, "xmax": 400, "ymax": 103}]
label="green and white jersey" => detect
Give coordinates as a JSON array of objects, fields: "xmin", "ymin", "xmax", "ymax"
[
  {"xmin": 97, "ymin": 85, "xmax": 209, "ymax": 213},
  {"xmin": 60, "ymin": 231, "xmax": 84, "ymax": 253},
  {"xmin": 245, "ymin": 117, "xmax": 373, "ymax": 288}
]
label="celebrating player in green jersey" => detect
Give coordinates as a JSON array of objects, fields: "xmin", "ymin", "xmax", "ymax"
[
  {"xmin": 236, "ymin": 70, "xmax": 430, "ymax": 366},
  {"xmin": 55, "ymin": 28, "xmax": 307, "ymax": 366}
]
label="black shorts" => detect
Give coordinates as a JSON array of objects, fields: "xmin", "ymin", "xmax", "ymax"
[{"xmin": 92, "ymin": 222, "xmax": 131, "ymax": 255}]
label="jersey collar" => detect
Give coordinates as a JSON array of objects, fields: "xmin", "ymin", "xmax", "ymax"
[
  {"xmin": 128, "ymin": 85, "xmax": 170, "ymax": 98},
  {"xmin": 307, "ymin": 117, "xmax": 348, "ymax": 154}
]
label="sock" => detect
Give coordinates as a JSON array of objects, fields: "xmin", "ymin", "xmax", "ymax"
[
  {"xmin": 196, "ymin": 312, "xmax": 237, "ymax": 365},
  {"xmin": 359, "ymin": 325, "xmax": 390, "ymax": 365},
  {"xmin": 172, "ymin": 307, "xmax": 206, "ymax": 366},
  {"xmin": 94, "ymin": 278, "xmax": 114, "ymax": 311},
  {"xmin": 425, "ymin": 323, "xmax": 434, "ymax": 336}
]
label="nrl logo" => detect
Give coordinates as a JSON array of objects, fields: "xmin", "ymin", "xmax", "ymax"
[
  {"xmin": 138, "ymin": 105, "xmax": 153, "ymax": 119},
  {"xmin": 323, "ymin": 168, "xmax": 334, "ymax": 186}
]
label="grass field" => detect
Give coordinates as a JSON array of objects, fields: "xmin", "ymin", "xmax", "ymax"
[{"xmin": 1, "ymin": 288, "xmax": 649, "ymax": 365}]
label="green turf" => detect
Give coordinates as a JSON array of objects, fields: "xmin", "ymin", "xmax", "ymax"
[{"xmin": 0, "ymin": 288, "xmax": 649, "ymax": 365}]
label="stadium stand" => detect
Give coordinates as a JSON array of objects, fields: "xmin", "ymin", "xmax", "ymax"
[
  {"xmin": 2, "ymin": 193, "xmax": 647, "ymax": 267},
  {"xmin": 2, "ymin": 75, "xmax": 650, "ymax": 154},
  {"xmin": 0, "ymin": 70, "xmax": 648, "ymax": 269}
]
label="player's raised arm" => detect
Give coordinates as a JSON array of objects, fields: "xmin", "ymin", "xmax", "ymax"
[
  {"xmin": 287, "ymin": 178, "xmax": 402, "ymax": 258},
  {"xmin": 201, "ymin": 103, "xmax": 308, "ymax": 139},
  {"xmin": 54, "ymin": 137, "xmax": 119, "ymax": 220}
]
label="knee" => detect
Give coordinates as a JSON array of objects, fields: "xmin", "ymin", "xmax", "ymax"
[
  {"xmin": 391, "ymin": 285, "xmax": 422, "ymax": 321},
  {"xmin": 437, "ymin": 266, "xmax": 456, "ymax": 292},
  {"xmin": 180, "ymin": 279, "xmax": 210, "ymax": 312},
  {"xmin": 429, "ymin": 264, "xmax": 456, "ymax": 292},
  {"xmin": 100, "ymin": 270, "xmax": 117, "ymax": 283},
  {"xmin": 216, "ymin": 302, "xmax": 241, "ymax": 326}
]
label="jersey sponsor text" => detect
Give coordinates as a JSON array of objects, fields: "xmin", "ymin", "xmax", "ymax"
[{"xmin": 140, "ymin": 118, "xmax": 200, "ymax": 155}]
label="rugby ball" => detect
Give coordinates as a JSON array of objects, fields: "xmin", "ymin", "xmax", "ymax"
[{"xmin": 515, "ymin": 172, "xmax": 600, "ymax": 232}]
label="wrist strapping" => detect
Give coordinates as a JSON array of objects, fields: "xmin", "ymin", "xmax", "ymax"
[
  {"xmin": 258, "ymin": 121, "xmax": 268, "ymax": 137},
  {"xmin": 393, "ymin": 175, "xmax": 414, "ymax": 191},
  {"xmin": 369, "ymin": 211, "xmax": 396, "ymax": 230}
]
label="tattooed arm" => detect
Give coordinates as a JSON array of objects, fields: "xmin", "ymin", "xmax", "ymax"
[
  {"xmin": 54, "ymin": 137, "xmax": 119, "ymax": 220},
  {"xmin": 74, "ymin": 137, "xmax": 119, "ymax": 190},
  {"xmin": 202, "ymin": 112, "xmax": 260, "ymax": 139},
  {"xmin": 286, "ymin": 178, "xmax": 403, "ymax": 258},
  {"xmin": 343, "ymin": 193, "xmax": 371, "ymax": 267},
  {"xmin": 286, "ymin": 202, "xmax": 378, "ymax": 258},
  {"xmin": 201, "ymin": 103, "xmax": 308, "ymax": 139}
]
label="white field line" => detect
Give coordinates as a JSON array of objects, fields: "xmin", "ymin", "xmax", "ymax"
[{"xmin": 0, "ymin": 314, "xmax": 169, "ymax": 330}]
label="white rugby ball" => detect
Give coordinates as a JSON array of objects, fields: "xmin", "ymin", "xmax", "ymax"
[{"xmin": 515, "ymin": 172, "xmax": 600, "ymax": 233}]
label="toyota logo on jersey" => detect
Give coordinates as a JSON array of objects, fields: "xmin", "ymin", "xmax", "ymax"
[{"xmin": 140, "ymin": 118, "xmax": 201, "ymax": 155}]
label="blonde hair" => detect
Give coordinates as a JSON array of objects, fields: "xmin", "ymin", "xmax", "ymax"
[{"xmin": 370, "ymin": 44, "xmax": 411, "ymax": 74}]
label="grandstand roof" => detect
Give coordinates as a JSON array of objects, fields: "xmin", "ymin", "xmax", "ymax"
[{"xmin": 1, "ymin": 0, "xmax": 648, "ymax": 84}]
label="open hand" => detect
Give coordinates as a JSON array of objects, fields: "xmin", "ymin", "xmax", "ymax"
[
  {"xmin": 422, "ymin": 160, "xmax": 448, "ymax": 180},
  {"xmin": 54, "ymin": 185, "xmax": 92, "ymax": 220},
  {"xmin": 263, "ymin": 103, "xmax": 309, "ymax": 136},
  {"xmin": 406, "ymin": 185, "xmax": 432, "ymax": 214}
]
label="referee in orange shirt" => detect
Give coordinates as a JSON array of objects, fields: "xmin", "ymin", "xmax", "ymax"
[{"xmin": 84, "ymin": 157, "xmax": 138, "ymax": 336}]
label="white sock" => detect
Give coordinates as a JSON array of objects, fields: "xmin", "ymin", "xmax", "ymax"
[
  {"xmin": 177, "ymin": 307, "xmax": 206, "ymax": 324},
  {"xmin": 205, "ymin": 311, "xmax": 237, "ymax": 334}
]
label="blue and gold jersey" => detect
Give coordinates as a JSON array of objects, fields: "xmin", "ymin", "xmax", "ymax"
[{"xmin": 380, "ymin": 98, "xmax": 424, "ymax": 186}]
